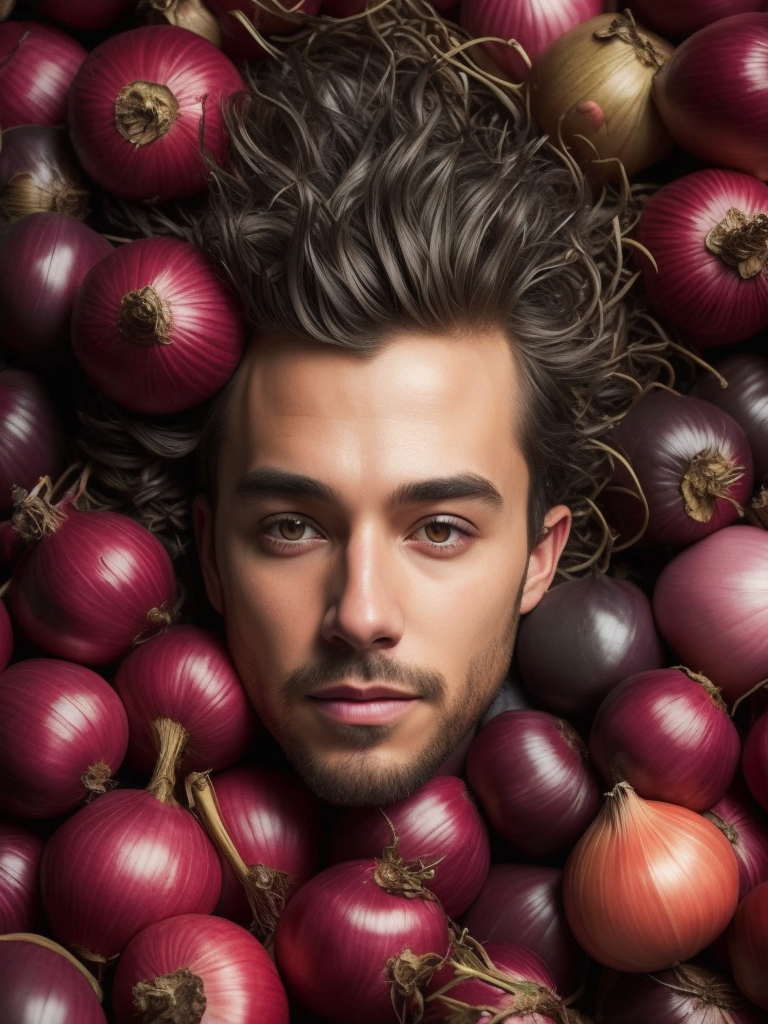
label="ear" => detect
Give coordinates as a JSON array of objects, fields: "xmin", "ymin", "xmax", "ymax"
[
  {"xmin": 519, "ymin": 505, "xmax": 571, "ymax": 615},
  {"xmin": 192, "ymin": 492, "xmax": 224, "ymax": 615}
]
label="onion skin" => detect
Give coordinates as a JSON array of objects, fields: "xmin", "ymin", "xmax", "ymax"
[
  {"xmin": 329, "ymin": 775, "xmax": 490, "ymax": 919},
  {"xmin": 652, "ymin": 14, "xmax": 768, "ymax": 180},
  {"xmin": 112, "ymin": 913, "xmax": 289, "ymax": 1024},
  {"xmin": 742, "ymin": 708, "xmax": 768, "ymax": 814},
  {"xmin": 629, "ymin": 0, "xmax": 766, "ymax": 38},
  {"xmin": 0, "ymin": 125, "xmax": 89, "ymax": 224},
  {"xmin": 515, "ymin": 574, "xmax": 664, "ymax": 718},
  {"xmin": 728, "ymin": 881, "xmax": 768, "ymax": 1009},
  {"xmin": 0, "ymin": 368, "xmax": 64, "ymax": 515},
  {"xmin": 0, "ymin": 820, "xmax": 44, "ymax": 933},
  {"xmin": 652, "ymin": 525, "xmax": 768, "ymax": 705},
  {"xmin": 0, "ymin": 21, "xmax": 87, "ymax": 129},
  {"xmin": 693, "ymin": 354, "xmax": 768, "ymax": 482},
  {"xmin": 705, "ymin": 784, "xmax": 768, "ymax": 900},
  {"xmin": 0, "ymin": 935, "xmax": 108, "ymax": 1024}
]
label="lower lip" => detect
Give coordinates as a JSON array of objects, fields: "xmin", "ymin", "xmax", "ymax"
[{"xmin": 310, "ymin": 698, "xmax": 418, "ymax": 726}]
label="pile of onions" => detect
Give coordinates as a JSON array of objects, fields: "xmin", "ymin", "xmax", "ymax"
[
  {"xmin": 0, "ymin": 21, "xmax": 86, "ymax": 128},
  {"xmin": 0, "ymin": 819, "xmax": 43, "ymax": 932},
  {"xmin": 67, "ymin": 25, "xmax": 244, "ymax": 203},
  {"xmin": 0, "ymin": 368, "xmax": 64, "ymax": 516},
  {"xmin": 72, "ymin": 236, "xmax": 247, "ymax": 415},
  {"xmin": 563, "ymin": 782, "xmax": 739, "ymax": 972},
  {"xmin": 0, "ymin": 125, "xmax": 89, "ymax": 224},
  {"xmin": 728, "ymin": 881, "xmax": 768, "ymax": 1009}
]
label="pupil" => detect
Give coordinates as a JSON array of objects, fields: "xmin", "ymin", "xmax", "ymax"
[
  {"xmin": 280, "ymin": 519, "xmax": 305, "ymax": 540},
  {"xmin": 427, "ymin": 522, "xmax": 451, "ymax": 543}
]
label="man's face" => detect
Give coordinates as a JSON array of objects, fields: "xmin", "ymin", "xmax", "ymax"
[{"xmin": 194, "ymin": 329, "xmax": 569, "ymax": 805}]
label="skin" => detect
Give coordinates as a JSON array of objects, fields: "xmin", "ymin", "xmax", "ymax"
[{"xmin": 194, "ymin": 328, "xmax": 570, "ymax": 806}]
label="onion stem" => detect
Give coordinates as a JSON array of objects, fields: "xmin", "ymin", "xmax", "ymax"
[
  {"xmin": 147, "ymin": 717, "xmax": 189, "ymax": 805},
  {"xmin": 114, "ymin": 81, "xmax": 180, "ymax": 146},
  {"xmin": 705, "ymin": 207, "xmax": 768, "ymax": 279},
  {"xmin": 132, "ymin": 966, "xmax": 207, "ymax": 1024},
  {"xmin": 118, "ymin": 286, "xmax": 173, "ymax": 346}
]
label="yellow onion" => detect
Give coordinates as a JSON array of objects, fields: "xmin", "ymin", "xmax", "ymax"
[
  {"xmin": 137, "ymin": 0, "xmax": 222, "ymax": 47},
  {"xmin": 563, "ymin": 782, "xmax": 739, "ymax": 972},
  {"xmin": 528, "ymin": 10, "xmax": 675, "ymax": 183}
]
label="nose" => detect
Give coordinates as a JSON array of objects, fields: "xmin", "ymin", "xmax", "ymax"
[{"xmin": 320, "ymin": 525, "xmax": 405, "ymax": 652}]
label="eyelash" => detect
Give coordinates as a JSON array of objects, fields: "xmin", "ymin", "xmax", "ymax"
[{"xmin": 257, "ymin": 514, "xmax": 474, "ymax": 554}]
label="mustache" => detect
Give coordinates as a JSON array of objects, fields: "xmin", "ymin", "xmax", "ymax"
[{"xmin": 282, "ymin": 652, "xmax": 446, "ymax": 702}]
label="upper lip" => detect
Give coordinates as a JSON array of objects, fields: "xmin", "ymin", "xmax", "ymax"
[{"xmin": 309, "ymin": 684, "xmax": 418, "ymax": 701}]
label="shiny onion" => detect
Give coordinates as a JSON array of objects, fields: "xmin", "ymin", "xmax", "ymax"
[
  {"xmin": 67, "ymin": 25, "xmax": 243, "ymax": 203},
  {"xmin": 589, "ymin": 667, "xmax": 741, "ymax": 810},
  {"xmin": 137, "ymin": 0, "xmax": 223, "ymax": 47},
  {"xmin": 459, "ymin": 0, "xmax": 602, "ymax": 81},
  {"xmin": 0, "ymin": 598, "xmax": 10, "ymax": 671},
  {"xmin": 0, "ymin": 658, "xmax": 129, "ymax": 819},
  {"xmin": 742, "ymin": 708, "xmax": 768, "ymax": 813},
  {"xmin": 0, "ymin": 125, "xmax": 89, "ymax": 224},
  {"xmin": 9, "ymin": 499, "xmax": 177, "ymax": 665},
  {"xmin": 528, "ymin": 11, "xmax": 674, "ymax": 182},
  {"xmin": 0, "ymin": 368, "xmax": 64, "ymax": 515},
  {"xmin": 208, "ymin": 0, "xmax": 321, "ymax": 63},
  {"xmin": 601, "ymin": 390, "xmax": 753, "ymax": 547},
  {"xmin": 563, "ymin": 782, "xmax": 740, "ymax": 972},
  {"xmin": 71, "ymin": 236, "xmax": 246, "ymax": 415},
  {"xmin": 329, "ymin": 775, "xmax": 490, "ymax": 919},
  {"xmin": 274, "ymin": 855, "xmax": 450, "ymax": 1024},
  {"xmin": 633, "ymin": 169, "xmax": 768, "ymax": 347},
  {"xmin": 652, "ymin": 14, "xmax": 768, "ymax": 180},
  {"xmin": 0, "ymin": 21, "xmax": 86, "ymax": 129},
  {"xmin": 40, "ymin": 0, "xmax": 135, "ymax": 29},
  {"xmin": 0, "ymin": 819, "xmax": 43, "ymax": 932},
  {"xmin": 628, "ymin": 0, "xmax": 765, "ymax": 38},
  {"xmin": 465, "ymin": 709, "xmax": 601, "ymax": 859},
  {"xmin": 705, "ymin": 785, "xmax": 768, "ymax": 899},
  {"xmin": 727, "ymin": 881, "xmax": 768, "ymax": 1009},
  {"xmin": 111, "ymin": 914, "xmax": 289, "ymax": 1024},
  {"xmin": 652, "ymin": 525, "xmax": 768, "ymax": 705},
  {"xmin": 515, "ymin": 574, "xmax": 664, "ymax": 718},
  {"xmin": 0, "ymin": 211, "xmax": 113, "ymax": 367}
]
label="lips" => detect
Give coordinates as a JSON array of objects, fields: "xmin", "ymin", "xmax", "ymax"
[
  {"xmin": 310, "ymin": 683, "xmax": 418, "ymax": 701},
  {"xmin": 307, "ymin": 683, "xmax": 419, "ymax": 727}
]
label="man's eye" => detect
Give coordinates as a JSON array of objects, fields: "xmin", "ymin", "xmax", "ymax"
[
  {"xmin": 414, "ymin": 518, "xmax": 471, "ymax": 547},
  {"xmin": 261, "ymin": 516, "xmax": 323, "ymax": 543},
  {"xmin": 423, "ymin": 521, "xmax": 454, "ymax": 544}
]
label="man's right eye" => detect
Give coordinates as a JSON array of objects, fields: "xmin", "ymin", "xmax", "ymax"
[{"xmin": 258, "ymin": 514, "xmax": 325, "ymax": 549}]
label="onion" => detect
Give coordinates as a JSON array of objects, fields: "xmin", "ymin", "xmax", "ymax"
[
  {"xmin": 465, "ymin": 709, "xmax": 601, "ymax": 859},
  {"xmin": 0, "ymin": 819, "xmax": 43, "ymax": 932},
  {"xmin": 111, "ymin": 913, "xmax": 289, "ymax": 1024},
  {"xmin": 208, "ymin": 0, "xmax": 321, "ymax": 63},
  {"xmin": 0, "ymin": 597, "xmax": 10, "ymax": 671},
  {"xmin": 705, "ymin": 784, "xmax": 768, "ymax": 900},
  {"xmin": 629, "ymin": 0, "xmax": 765, "ymax": 38},
  {"xmin": 274, "ymin": 854, "xmax": 450, "ymax": 1024},
  {"xmin": 9, "ymin": 495, "xmax": 177, "ymax": 665},
  {"xmin": 40, "ymin": 0, "xmax": 135, "ymax": 29},
  {"xmin": 329, "ymin": 775, "xmax": 490, "ymax": 920},
  {"xmin": 728, "ymin": 880, "xmax": 768, "ymax": 1009},
  {"xmin": 652, "ymin": 524, "xmax": 768, "ymax": 705},
  {"xmin": 72, "ymin": 236, "xmax": 246, "ymax": 416},
  {"xmin": 0, "ymin": 21, "xmax": 86, "ymax": 129},
  {"xmin": 634, "ymin": 169, "xmax": 768, "ymax": 348},
  {"xmin": 67, "ymin": 25, "xmax": 243, "ymax": 204},
  {"xmin": 563, "ymin": 782, "xmax": 740, "ymax": 972},
  {"xmin": 515, "ymin": 573, "xmax": 664, "ymax": 718},
  {"xmin": 0, "ymin": 125, "xmax": 89, "ymax": 224},
  {"xmin": 653, "ymin": 14, "xmax": 768, "ymax": 180},
  {"xmin": 0, "ymin": 657, "xmax": 129, "ymax": 819},
  {"xmin": 589, "ymin": 667, "xmax": 741, "ymax": 810},
  {"xmin": 137, "ymin": 0, "xmax": 223, "ymax": 47},
  {"xmin": 0, "ymin": 933, "xmax": 108, "ymax": 1024},
  {"xmin": 528, "ymin": 11, "xmax": 674, "ymax": 182},
  {"xmin": 459, "ymin": 0, "xmax": 602, "ymax": 81},
  {"xmin": 742, "ymin": 707, "xmax": 768, "ymax": 814},
  {"xmin": 600, "ymin": 390, "xmax": 753, "ymax": 547},
  {"xmin": 0, "ymin": 211, "xmax": 113, "ymax": 367},
  {"xmin": 0, "ymin": 368, "xmax": 64, "ymax": 515}
]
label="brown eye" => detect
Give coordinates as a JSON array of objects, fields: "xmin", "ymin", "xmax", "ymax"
[
  {"xmin": 424, "ymin": 521, "xmax": 452, "ymax": 543},
  {"xmin": 279, "ymin": 518, "xmax": 307, "ymax": 540}
]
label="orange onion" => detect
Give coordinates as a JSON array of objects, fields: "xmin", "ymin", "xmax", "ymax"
[{"xmin": 563, "ymin": 782, "xmax": 740, "ymax": 972}]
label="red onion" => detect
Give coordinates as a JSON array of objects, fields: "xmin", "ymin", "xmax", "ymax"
[
  {"xmin": 653, "ymin": 525, "xmax": 768, "ymax": 705},
  {"xmin": 515, "ymin": 573, "xmax": 664, "ymax": 718},
  {"xmin": 0, "ymin": 211, "xmax": 113, "ymax": 367},
  {"xmin": 742, "ymin": 708, "xmax": 768, "ymax": 814},
  {"xmin": 0, "ymin": 819, "xmax": 43, "ymax": 932},
  {"xmin": 0, "ymin": 598, "xmax": 10, "ymax": 671},
  {"xmin": 0, "ymin": 657, "xmax": 129, "ymax": 819},
  {"xmin": 0, "ymin": 125, "xmax": 89, "ymax": 224},
  {"xmin": 459, "ymin": 0, "xmax": 602, "ymax": 81},
  {"xmin": 728, "ymin": 880, "xmax": 768, "ymax": 1009},
  {"xmin": 0, "ymin": 21, "xmax": 86, "ymax": 129},
  {"xmin": 41, "ymin": 0, "xmax": 135, "ymax": 29},
  {"xmin": 72, "ymin": 236, "xmax": 246, "ymax": 415},
  {"xmin": 465, "ymin": 709, "xmax": 601, "ymax": 859},
  {"xmin": 67, "ymin": 25, "xmax": 243, "ymax": 204},
  {"xmin": 9, "ymin": 500, "xmax": 177, "ymax": 665},
  {"xmin": 705, "ymin": 783, "xmax": 768, "ymax": 900},
  {"xmin": 589, "ymin": 667, "xmax": 741, "ymax": 810},
  {"xmin": 634, "ymin": 169, "xmax": 768, "ymax": 347},
  {"xmin": 112, "ymin": 913, "xmax": 289, "ymax": 1024},
  {"xmin": 274, "ymin": 856, "xmax": 450, "ymax": 1024},
  {"xmin": 0, "ymin": 368, "xmax": 64, "ymax": 515},
  {"xmin": 0, "ymin": 934, "xmax": 108, "ymax": 1024},
  {"xmin": 601, "ymin": 390, "xmax": 753, "ymax": 547},
  {"xmin": 693, "ymin": 354, "xmax": 768, "ymax": 482},
  {"xmin": 329, "ymin": 775, "xmax": 490, "ymax": 919},
  {"xmin": 208, "ymin": 0, "xmax": 321, "ymax": 62},
  {"xmin": 628, "ymin": 0, "xmax": 765, "ymax": 38},
  {"xmin": 653, "ymin": 14, "xmax": 768, "ymax": 180}
]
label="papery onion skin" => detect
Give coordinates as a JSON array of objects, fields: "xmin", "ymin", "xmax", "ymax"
[
  {"xmin": 652, "ymin": 525, "xmax": 768, "ymax": 704},
  {"xmin": 516, "ymin": 574, "xmax": 664, "ymax": 718},
  {"xmin": 0, "ymin": 935, "xmax": 108, "ymax": 1024},
  {"xmin": 563, "ymin": 783, "xmax": 740, "ymax": 972},
  {"xmin": 0, "ymin": 125, "xmax": 89, "ymax": 224},
  {"xmin": 728, "ymin": 880, "xmax": 768, "ymax": 1009},
  {"xmin": 634, "ymin": 169, "xmax": 768, "ymax": 347},
  {"xmin": 0, "ymin": 598, "xmax": 11, "ymax": 671},
  {"xmin": 9, "ymin": 506, "xmax": 177, "ymax": 665},
  {"xmin": 589, "ymin": 667, "xmax": 741, "ymax": 810},
  {"xmin": 329, "ymin": 775, "xmax": 490, "ymax": 919},
  {"xmin": 40, "ymin": 788, "xmax": 222, "ymax": 960},
  {"xmin": 67, "ymin": 25, "xmax": 244, "ymax": 204},
  {"xmin": 466, "ymin": 709, "xmax": 601, "ymax": 859},
  {"xmin": 742, "ymin": 708, "xmax": 768, "ymax": 814},
  {"xmin": 41, "ymin": 0, "xmax": 135, "ymax": 29},
  {"xmin": 112, "ymin": 913, "xmax": 289, "ymax": 1024},
  {"xmin": 0, "ymin": 368, "xmax": 64, "ymax": 515},
  {"xmin": 0, "ymin": 657, "xmax": 129, "ymax": 819},
  {"xmin": 138, "ymin": 0, "xmax": 224, "ymax": 47},
  {"xmin": 0, "ymin": 819, "xmax": 44, "ymax": 932},
  {"xmin": 652, "ymin": 14, "xmax": 768, "ymax": 180},
  {"xmin": 705, "ymin": 784, "xmax": 768, "ymax": 900},
  {"xmin": 628, "ymin": 0, "xmax": 765, "ymax": 38},
  {"xmin": 71, "ymin": 236, "xmax": 246, "ymax": 415},
  {"xmin": 0, "ymin": 22, "xmax": 87, "ymax": 129}
]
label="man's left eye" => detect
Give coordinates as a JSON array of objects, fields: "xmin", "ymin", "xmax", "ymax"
[{"xmin": 414, "ymin": 519, "xmax": 469, "ymax": 546}]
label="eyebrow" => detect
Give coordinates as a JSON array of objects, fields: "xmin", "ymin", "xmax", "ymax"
[{"xmin": 234, "ymin": 467, "xmax": 504, "ymax": 509}]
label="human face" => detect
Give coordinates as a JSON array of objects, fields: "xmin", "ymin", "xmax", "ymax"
[{"xmin": 194, "ymin": 329, "xmax": 570, "ymax": 806}]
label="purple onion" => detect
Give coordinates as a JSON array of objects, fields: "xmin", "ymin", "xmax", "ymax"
[
  {"xmin": 705, "ymin": 783, "xmax": 768, "ymax": 900},
  {"xmin": 0, "ymin": 21, "xmax": 87, "ymax": 128},
  {"xmin": 0, "ymin": 818, "xmax": 44, "ymax": 932},
  {"xmin": 0, "ymin": 367, "xmax": 65, "ymax": 514},
  {"xmin": 0, "ymin": 124, "xmax": 89, "ymax": 224},
  {"xmin": 0, "ymin": 935, "xmax": 108, "ymax": 1024}
]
